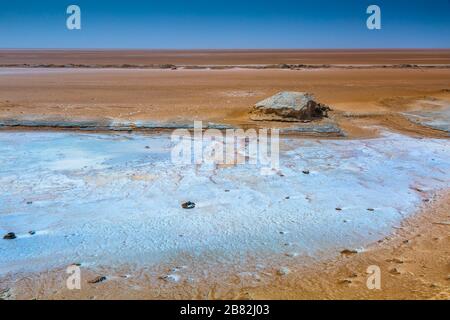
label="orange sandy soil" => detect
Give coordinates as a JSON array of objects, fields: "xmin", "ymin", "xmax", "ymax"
[
  {"xmin": 1, "ymin": 49, "xmax": 450, "ymax": 66},
  {"xmin": 1, "ymin": 191, "xmax": 449, "ymax": 300},
  {"xmin": 0, "ymin": 67, "xmax": 449, "ymax": 138}
]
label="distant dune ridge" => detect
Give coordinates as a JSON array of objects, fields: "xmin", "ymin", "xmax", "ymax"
[{"xmin": 0, "ymin": 49, "xmax": 449, "ymax": 68}]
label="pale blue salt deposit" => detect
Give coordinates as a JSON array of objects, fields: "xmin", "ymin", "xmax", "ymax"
[{"xmin": 0, "ymin": 131, "xmax": 449, "ymax": 275}]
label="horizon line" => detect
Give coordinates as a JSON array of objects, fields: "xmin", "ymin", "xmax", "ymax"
[{"xmin": 1, "ymin": 47, "xmax": 450, "ymax": 51}]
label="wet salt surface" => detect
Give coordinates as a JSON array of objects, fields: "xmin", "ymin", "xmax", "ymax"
[
  {"xmin": 402, "ymin": 98, "xmax": 450, "ymax": 134},
  {"xmin": 0, "ymin": 131, "xmax": 449, "ymax": 275}
]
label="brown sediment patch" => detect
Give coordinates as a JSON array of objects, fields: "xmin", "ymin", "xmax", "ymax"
[{"xmin": 242, "ymin": 191, "xmax": 450, "ymax": 300}]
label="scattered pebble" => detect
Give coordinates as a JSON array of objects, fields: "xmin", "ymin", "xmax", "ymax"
[
  {"xmin": 181, "ymin": 201, "xmax": 195, "ymax": 209},
  {"xmin": 389, "ymin": 268, "xmax": 402, "ymax": 275},
  {"xmin": 277, "ymin": 267, "xmax": 290, "ymax": 276},
  {"xmin": 387, "ymin": 258, "xmax": 404, "ymax": 264},
  {"xmin": 279, "ymin": 231, "xmax": 288, "ymax": 235},
  {"xmin": 367, "ymin": 208, "xmax": 375, "ymax": 212},
  {"xmin": 338, "ymin": 279, "xmax": 352, "ymax": 285},
  {"xmin": 3, "ymin": 232, "xmax": 16, "ymax": 240},
  {"xmin": 335, "ymin": 207, "xmax": 342, "ymax": 211},
  {"xmin": 160, "ymin": 274, "xmax": 181, "ymax": 283},
  {"xmin": 28, "ymin": 231, "xmax": 36, "ymax": 235},
  {"xmin": 26, "ymin": 201, "xmax": 33, "ymax": 205},
  {"xmin": 170, "ymin": 266, "xmax": 187, "ymax": 273},
  {"xmin": 285, "ymin": 196, "xmax": 290, "ymax": 200},
  {"xmin": 302, "ymin": 170, "xmax": 310, "ymax": 175},
  {"xmin": 340, "ymin": 249, "xmax": 358, "ymax": 256},
  {"xmin": 285, "ymin": 252, "xmax": 298, "ymax": 258},
  {"xmin": 88, "ymin": 276, "xmax": 107, "ymax": 284}
]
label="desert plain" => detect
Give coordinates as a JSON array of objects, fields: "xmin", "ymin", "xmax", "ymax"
[{"xmin": 0, "ymin": 49, "xmax": 449, "ymax": 300}]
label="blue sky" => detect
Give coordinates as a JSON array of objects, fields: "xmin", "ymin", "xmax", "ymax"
[{"xmin": 0, "ymin": 0, "xmax": 449, "ymax": 49}]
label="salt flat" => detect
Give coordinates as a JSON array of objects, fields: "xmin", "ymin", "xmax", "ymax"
[{"xmin": 1, "ymin": 130, "xmax": 449, "ymax": 276}]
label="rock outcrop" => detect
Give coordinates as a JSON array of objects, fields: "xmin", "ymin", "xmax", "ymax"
[{"xmin": 250, "ymin": 92, "xmax": 331, "ymax": 122}]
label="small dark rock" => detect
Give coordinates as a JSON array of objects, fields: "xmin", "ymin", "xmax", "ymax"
[
  {"xmin": 285, "ymin": 196, "xmax": 290, "ymax": 200},
  {"xmin": 340, "ymin": 249, "xmax": 358, "ymax": 256},
  {"xmin": 28, "ymin": 231, "xmax": 36, "ymax": 235},
  {"xmin": 88, "ymin": 276, "xmax": 107, "ymax": 284},
  {"xmin": 181, "ymin": 201, "xmax": 195, "ymax": 209},
  {"xmin": 389, "ymin": 268, "xmax": 402, "ymax": 275},
  {"xmin": 338, "ymin": 279, "xmax": 352, "ymax": 285},
  {"xmin": 367, "ymin": 208, "xmax": 375, "ymax": 212},
  {"xmin": 278, "ymin": 63, "xmax": 291, "ymax": 69},
  {"xmin": 145, "ymin": 146, "xmax": 150, "ymax": 149},
  {"xmin": 224, "ymin": 189, "xmax": 230, "ymax": 192},
  {"xmin": 26, "ymin": 201, "xmax": 33, "ymax": 205},
  {"xmin": 3, "ymin": 232, "xmax": 16, "ymax": 240},
  {"xmin": 160, "ymin": 64, "xmax": 177, "ymax": 69},
  {"xmin": 302, "ymin": 170, "xmax": 310, "ymax": 175},
  {"xmin": 386, "ymin": 258, "xmax": 404, "ymax": 264},
  {"xmin": 335, "ymin": 207, "xmax": 342, "ymax": 211}
]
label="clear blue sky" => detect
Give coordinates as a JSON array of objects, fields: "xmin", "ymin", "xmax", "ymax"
[{"xmin": 0, "ymin": 0, "xmax": 449, "ymax": 49}]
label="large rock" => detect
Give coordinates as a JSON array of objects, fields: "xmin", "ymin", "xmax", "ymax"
[{"xmin": 250, "ymin": 92, "xmax": 331, "ymax": 122}]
